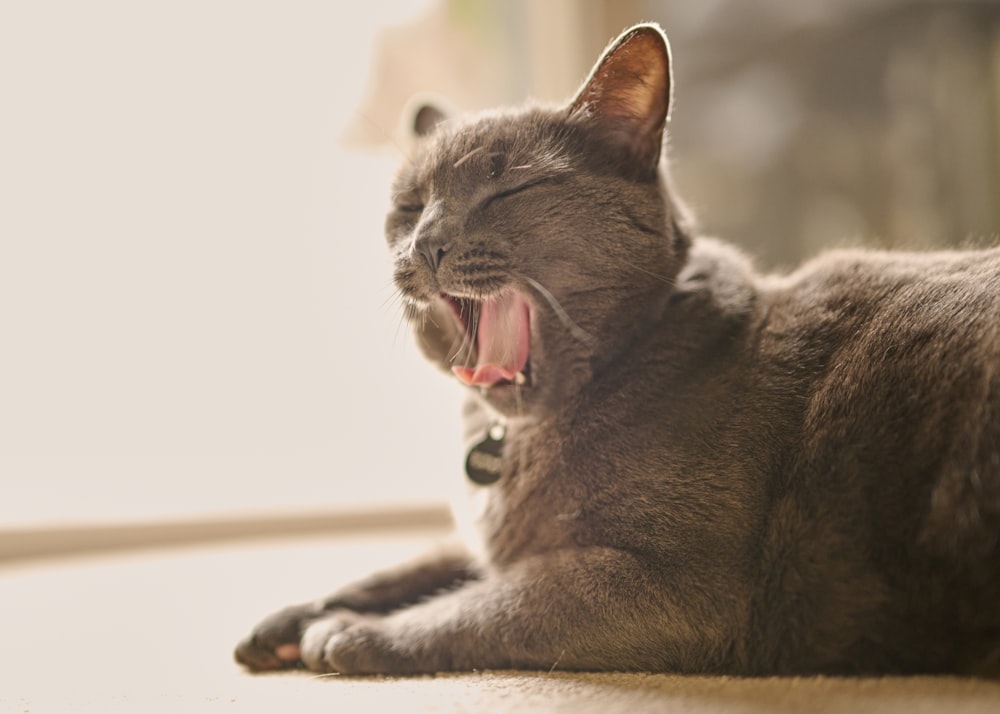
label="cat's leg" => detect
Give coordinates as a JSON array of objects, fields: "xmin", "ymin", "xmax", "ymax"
[
  {"xmin": 234, "ymin": 544, "xmax": 476, "ymax": 671},
  {"xmin": 298, "ymin": 547, "xmax": 728, "ymax": 674}
]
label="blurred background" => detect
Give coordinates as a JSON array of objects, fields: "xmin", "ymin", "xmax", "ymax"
[{"xmin": 2, "ymin": 0, "xmax": 998, "ymax": 547}]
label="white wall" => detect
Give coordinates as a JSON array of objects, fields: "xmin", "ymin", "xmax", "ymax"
[{"xmin": 0, "ymin": 1, "xmax": 467, "ymax": 526}]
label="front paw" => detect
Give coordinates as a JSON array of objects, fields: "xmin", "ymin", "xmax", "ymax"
[
  {"xmin": 234, "ymin": 602, "xmax": 325, "ymax": 671},
  {"xmin": 300, "ymin": 615, "xmax": 422, "ymax": 675}
]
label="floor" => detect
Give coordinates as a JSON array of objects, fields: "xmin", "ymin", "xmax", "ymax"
[{"xmin": 4, "ymin": 529, "xmax": 1000, "ymax": 714}]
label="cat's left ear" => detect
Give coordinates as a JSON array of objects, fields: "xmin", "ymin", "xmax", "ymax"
[{"xmin": 568, "ymin": 24, "xmax": 673, "ymax": 175}]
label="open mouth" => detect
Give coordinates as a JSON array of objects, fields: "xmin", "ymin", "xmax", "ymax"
[{"xmin": 442, "ymin": 291, "xmax": 532, "ymax": 389}]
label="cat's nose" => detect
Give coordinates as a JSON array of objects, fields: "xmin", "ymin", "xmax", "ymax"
[{"xmin": 416, "ymin": 236, "xmax": 451, "ymax": 273}]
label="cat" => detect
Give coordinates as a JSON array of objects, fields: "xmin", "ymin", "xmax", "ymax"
[{"xmin": 235, "ymin": 23, "xmax": 1000, "ymax": 677}]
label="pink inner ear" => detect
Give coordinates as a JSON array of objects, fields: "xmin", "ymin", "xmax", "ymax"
[{"xmin": 569, "ymin": 25, "xmax": 672, "ymax": 158}]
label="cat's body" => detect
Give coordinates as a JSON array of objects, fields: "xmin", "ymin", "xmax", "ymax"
[{"xmin": 236, "ymin": 24, "xmax": 1000, "ymax": 676}]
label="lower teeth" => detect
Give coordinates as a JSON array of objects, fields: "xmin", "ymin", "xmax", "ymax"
[{"xmin": 514, "ymin": 372, "xmax": 527, "ymax": 385}]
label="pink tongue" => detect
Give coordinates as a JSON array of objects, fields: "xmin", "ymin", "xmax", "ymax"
[{"xmin": 452, "ymin": 293, "xmax": 530, "ymax": 387}]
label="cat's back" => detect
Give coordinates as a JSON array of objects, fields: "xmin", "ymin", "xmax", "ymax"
[
  {"xmin": 759, "ymin": 244, "xmax": 1000, "ymax": 530},
  {"xmin": 747, "ymin": 244, "xmax": 1000, "ymax": 674},
  {"xmin": 758, "ymin": 246, "xmax": 1000, "ymax": 405},
  {"xmin": 764, "ymin": 243, "xmax": 997, "ymax": 315}
]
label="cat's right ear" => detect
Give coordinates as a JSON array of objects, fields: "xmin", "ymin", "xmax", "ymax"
[
  {"xmin": 413, "ymin": 103, "xmax": 449, "ymax": 137},
  {"xmin": 399, "ymin": 95, "xmax": 455, "ymax": 153},
  {"xmin": 568, "ymin": 24, "xmax": 673, "ymax": 176}
]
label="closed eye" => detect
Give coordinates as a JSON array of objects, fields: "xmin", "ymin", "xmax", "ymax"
[
  {"xmin": 392, "ymin": 188, "xmax": 424, "ymax": 214},
  {"xmin": 481, "ymin": 177, "xmax": 551, "ymax": 211}
]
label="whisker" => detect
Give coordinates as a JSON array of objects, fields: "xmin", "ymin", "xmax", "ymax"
[
  {"xmin": 349, "ymin": 110, "xmax": 413, "ymax": 165},
  {"xmin": 453, "ymin": 146, "xmax": 485, "ymax": 168},
  {"xmin": 379, "ymin": 284, "xmax": 406, "ymax": 312},
  {"xmin": 447, "ymin": 331, "xmax": 467, "ymax": 364},
  {"xmin": 379, "ymin": 293, "xmax": 397, "ymax": 312},
  {"xmin": 424, "ymin": 305, "xmax": 440, "ymax": 330},
  {"xmin": 392, "ymin": 301, "xmax": 410, "ymax": 350},
  {"xmin": 549, "ymin": 648, "xmax": 567, "ymax": 673},
  {"xmin": 522, "ymin": 276, "xmax": 595, "ymax": 347},
  {"xmin": 447, "ymin": 299, "xmax": 477, "ymax": 368},
  {"xmin": 465, "ymin": 301, "xmax": 480, "ymax": 369},
  {"xmin": 307, "ymin": 672, "xmax": 342, "ymax": 680},
  {"xmin": 447, "ymin": 302, "xmax": 469, "ymax": 366},
  {"xmin": 618, "ymin": 257, "xmax": 677, "ymax": 288}
]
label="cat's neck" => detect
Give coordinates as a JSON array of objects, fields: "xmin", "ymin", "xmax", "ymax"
[{"xmin": 532, "ymin": 237, "xmax": 761, "ymax": 422}]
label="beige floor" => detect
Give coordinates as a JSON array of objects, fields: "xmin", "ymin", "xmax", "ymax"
[{"xmin": 3, "ymin": 530, "xmax": 1000, "ymax": 714}]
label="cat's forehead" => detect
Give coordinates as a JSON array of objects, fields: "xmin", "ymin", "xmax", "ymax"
[{"xmin": 407, "ymin": 108, "xmax": 571, "ymax": 189}]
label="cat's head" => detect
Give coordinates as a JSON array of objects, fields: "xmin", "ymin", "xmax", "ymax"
[{"xmin": 386, "ymin": 24, "xmax": 691, "ymax": 416}]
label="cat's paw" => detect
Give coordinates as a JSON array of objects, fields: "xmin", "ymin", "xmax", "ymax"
[
  {"xmin": 234, "ymin": 602, "xmax": 325, "ymax": 671},
  {"xmin": 300, "ymin": 615, "xmax": 420, "ymax": 675}
]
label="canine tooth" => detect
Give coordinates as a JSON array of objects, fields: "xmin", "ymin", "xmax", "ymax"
[{"xmin": 514, "ymin": 372, "xmax": 527, "ymax": 385}]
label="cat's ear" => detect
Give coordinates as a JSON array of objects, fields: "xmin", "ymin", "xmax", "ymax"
[
  {"xmin": 403, "ymin": 93, "xmax": 458, "ymax": 140},
  {"xmin": 568, "ymin": 24, "xmax": 673, "ymax": 174},
  {"xmin": 413, "ymin": 103, "xmax": 449, "ymax": 137}
]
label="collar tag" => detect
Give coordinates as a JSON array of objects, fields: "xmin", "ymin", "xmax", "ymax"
[{"xmin": 465, "ymin": 423, "xmax": 506, "ymax": 486}]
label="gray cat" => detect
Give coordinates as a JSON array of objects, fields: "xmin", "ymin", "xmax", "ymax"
[{"xmin": 235, "ymin": 23, "xmax": 1000, "ymax": 676}]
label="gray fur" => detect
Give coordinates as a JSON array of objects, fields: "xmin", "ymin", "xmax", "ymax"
[{"xmin": 235, "ymin": 24, "xmax": 1000, "ymax": 676}]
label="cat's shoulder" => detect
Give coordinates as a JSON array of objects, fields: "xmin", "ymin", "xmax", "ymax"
[
  {"xmin": 675, "ymin": 237, "xmax": 759, "ymax": 311},
  {"xmin": 678, "ymin": 239, "xmax": 1000, "ymax": 322}
]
